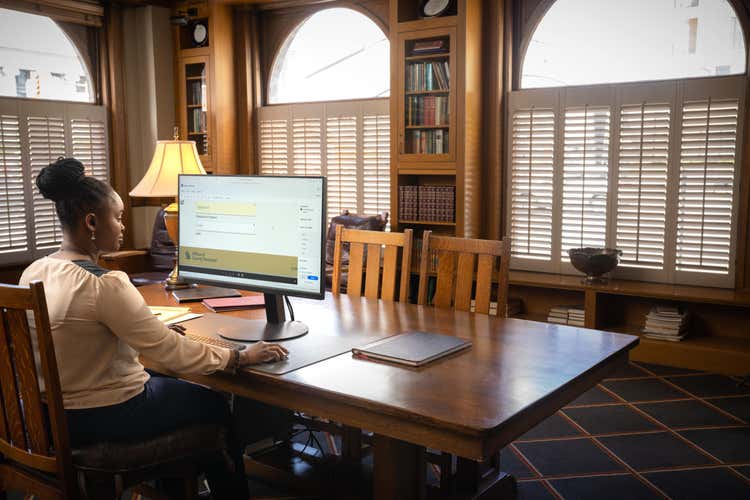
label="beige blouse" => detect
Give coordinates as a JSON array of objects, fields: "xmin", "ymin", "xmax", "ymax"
[{"xmin": 20, "ymin": 257, "xmax": 232, "ymax": 409}]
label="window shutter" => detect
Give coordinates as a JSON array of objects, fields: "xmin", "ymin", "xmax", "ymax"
[
  {"xmin": 325, "ymin": 116, "xmax": 358, "ymax": 222},
  {"xmin": 28, "ymin": 114, "xmax": 66, "ymax": 250},
  {"xmin": 71, "ymin": 118, "xmax": 108, "ymax": 182},
  {"xmin": 259, "ymin": 119, "xmax": 289, "ymax": 175},
  {"xmin": 0, "ymin": 114, "xmax": 28, "ymax": 254},
  {"xmin": 616, "ymin": 103, "xmax": 670, "ymax": 269},
  {"xmin": 561, "ymin": 106, "xmax": 610, "ymax": 255},
  {"xmin": 676, "ymin": 98, "xmax": 739, "ymax": 276},
  {"xmin": 362, "ymin": 114, "xmax": 390, "ymax": 220},
  {"xmin": 292, "ymin": 118, "xmax": 322, "ymax": 176},
  {"xmin": 510, "ymin": 108, "xmax": 554, "ymax": 260}
]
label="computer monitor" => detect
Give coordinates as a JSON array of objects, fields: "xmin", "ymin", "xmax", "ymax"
[{"xmin": 178, "ymin": 174, "xmax": 326, "ymax": 341}]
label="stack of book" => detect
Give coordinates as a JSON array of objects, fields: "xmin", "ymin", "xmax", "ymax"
[
  {"xmin": 411, "ymin": 39, "xmax": 448, "ymax": 55},
  {"xmin": 547, "ymin": 305, "xmax": 585, "ymax": 326},
  {"xmin": 408, "ymin": 129, "xmax": 449, "ymax": 154},
  {"xmin": 406, "ymin": 95, "xmax": 449, "ymax": 126},
  {"xmin": 406, "ymin": 61, "xmax": 450, "ymax": 91},
  {"xmin": 568, "ymin": 306, "xmax": 585, "ymax": 327},
  {"xmin": 643, "ymin": 306, "xmax": 688, "ymax": 341}
]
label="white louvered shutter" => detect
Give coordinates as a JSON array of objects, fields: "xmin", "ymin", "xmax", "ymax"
[
  {"xmin": 259, "ymin": 119, "xmax": 289, "ymax": 175},
  {"xmin": 561, "ymin": 106, "xmax": 610, "ymax": 256},
  {"xmin": 0, "ymin": 113, "xmax": 28, "ymax": 256},
  {"xmin": 676, "ymin": 98, "xmax": 739, "ymax": 277},
  {"xmin": 292, "ymin": 117, "xmax": 322, "ymax": 176},
  {"xmin": 325, "ymin": 115, "xmax": 358, "ymax": 223},
  {"xmin": 510, "ymin": 108, "xmax": 554, "ymax": 261},
  {"xmin": 71, "ymin": 117, "xmax": 108, "ymax": 182},
  {"xmin": 616, "ymin": 103, "xmax": 670, "ymax": 270},
  {"xmin": 362, "ymin": 113, "xmax": 390, "ymax": 222},
  {"xmin": 28, "ymin": 113, "xmax": 66, "ymax": 250}
]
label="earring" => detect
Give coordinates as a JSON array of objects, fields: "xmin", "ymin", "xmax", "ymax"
[{"xmin": 91, "ymin": 231, "xmax": 96, "ymax": 241}]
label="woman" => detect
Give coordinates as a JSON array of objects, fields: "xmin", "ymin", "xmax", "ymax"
[{"xmin": 20, "ymin": 157, "xmax": 288, "ymax": 498}]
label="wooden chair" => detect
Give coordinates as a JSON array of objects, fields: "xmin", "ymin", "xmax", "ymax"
[
  {"xmin": 418, "ymin": 231, "xmax": 511, "ymax": 317},
  {"xmin": 0, "ymin": 281, "xmax": 231, "ymax": 499},
  {"xmin": 416, "ymin": 232, "xmax": 511, "ymax": 491},
  {"xmin": 332, "ymin": 226, "xmax": 413, "ymax": 302}
]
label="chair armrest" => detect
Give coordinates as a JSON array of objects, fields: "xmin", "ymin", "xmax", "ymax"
[{"xmin": 99, "ymin": 250, "xmax": 150, "ymax": 274}]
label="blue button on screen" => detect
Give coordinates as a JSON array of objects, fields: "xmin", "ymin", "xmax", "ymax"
[{"xmin": 307, "ymin": 275, "xmax": 319, "ymax": 281}]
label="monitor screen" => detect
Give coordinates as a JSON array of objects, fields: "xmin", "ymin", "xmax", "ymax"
[{"xmin": 178, "ymin": 175, "xmax": 326, "ymax": 299}]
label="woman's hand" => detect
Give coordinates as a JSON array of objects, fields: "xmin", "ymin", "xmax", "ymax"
[{"xmin": 240, "ymin": 341, "xmax": 289, "ymax": 365}]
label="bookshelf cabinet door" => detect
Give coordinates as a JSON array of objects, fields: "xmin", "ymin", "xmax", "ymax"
[
  {"xmin": 396, "ymin": 27, "xmax": 456, "ymax": 165},
  {"xmin": 178, "ymin": 55, "xmax": 211, "ymax": 171}
]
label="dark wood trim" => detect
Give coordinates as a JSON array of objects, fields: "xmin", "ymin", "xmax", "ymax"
[
  {"xmin": 234, "ymin": 6, "xmax": 262, "ymax": 175},
  {"xmin": 101, "ymin": 3, "xmax": 133, "ymax": 249},
  {"xmin": 482, "ymin": 0, "xmax": 505, "ymax": 240},
  {"xmin": 0, "ymin": 0, "xmax": 103, "ymax": 26}
]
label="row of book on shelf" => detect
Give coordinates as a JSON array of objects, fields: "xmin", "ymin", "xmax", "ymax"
[
  {"xmin": 407, "ymin": 95, "xmax": 449, "ymax": 126},
  {"xmin": 407, "ymin": 129, "xmax": 449, "ymax": 154},
  {"xmin": 190, "ymin": 108, "xmax": 207, "ymax": 134},
  {"xmin": 469, "ymin": 298, "xmax": 521, "ymax": 317},
  {"xmin": 188, "ymin": 80, "xmax": 206, "ymax": 107},
  {"xmin": 399, "ymin": 185, "xmax": 455, "ymax": 222},
  {"xmin": 406, "ymin": 61, "xmax": 450, "ymax": 91},
  {"xmin": 546, "ymin": 304, "xmax": 689, "ymax": 342}
]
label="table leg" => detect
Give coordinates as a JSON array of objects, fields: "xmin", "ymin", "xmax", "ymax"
[
  {"xmin": 372, "ymin": 434, "xmax": 426, "ymax": 500},
  {"xmin": 341, "ymin": 425, "xmax": 363, "ymax": 463},
  {"xmin": 455, "ymin": 454, "xmax": 517, "ymax": 499}
]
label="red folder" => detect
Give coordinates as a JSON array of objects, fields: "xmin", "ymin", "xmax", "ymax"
[{"xmin": 202, "ymin": 295, "xmax": 265, "ymax": 312}]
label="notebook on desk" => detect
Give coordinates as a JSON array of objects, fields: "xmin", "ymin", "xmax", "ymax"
[
  {"xmin": 352, "ymin": 331, "xmax": 471, "ymax": 367},
  {"xmin": 172, "ymin": 286, "xmax": 241, "ymax": 303}
]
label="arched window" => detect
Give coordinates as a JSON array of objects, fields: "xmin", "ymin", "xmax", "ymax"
[
  {"xmin": 522, "ymin": 0, "xmax": 746, "ymax": 88},
  {"xmin": 269, "ymin": 8, "xmax": 389, "ymax": 104},
  {"xmin": 0, "ymin": 8, "xmax": 93, "ymax": 102},
  {"xmin": 508, "ymin": 0, "xmax": 748, "ymax": 287}
]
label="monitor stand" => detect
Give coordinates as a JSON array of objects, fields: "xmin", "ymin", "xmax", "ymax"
[{"xmin": 216, "ymin": 293, "xmax": 309, "ymax": 342}]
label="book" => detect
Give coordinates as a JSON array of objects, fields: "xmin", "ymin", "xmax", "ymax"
[
  {"xmin": 172, "ymin": 286, "xmax": 241, "ymax": 303},
  {"xmin": 202, "ymin": 295, "xmax": 265, "ymax": 312},
  {"xmin": 352, "ymin": 331, "xmax": 471, "ymax": 367}
]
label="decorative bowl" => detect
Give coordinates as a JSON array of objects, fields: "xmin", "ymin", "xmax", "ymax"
[{"xmin": 567, "ymin": 248, "xmax": 623, "ymax": 284}]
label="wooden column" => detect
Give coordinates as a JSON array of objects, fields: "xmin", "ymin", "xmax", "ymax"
[
  {"xmin": 482, "ymin": 0, "xmax": 507, "ymax": 240},
  {"xmin": 372, "ymin": 434, "xmax": 425, "ymax": 500},
  {"xmin": 100, "ymin": 3, "xmax": 133, "ymax": 249},
  {"xmin": 234, "ymin": 6, "xmax": 262, "ymax": 175}
]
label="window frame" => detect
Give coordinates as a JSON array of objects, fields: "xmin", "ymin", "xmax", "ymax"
[
  {"xmin": 0, "ymin": 96, "xmax": 109, "ymax": 266},
  {"xmin": 505, "ymin": 74, "xmax": 746, "ymax": 288}
]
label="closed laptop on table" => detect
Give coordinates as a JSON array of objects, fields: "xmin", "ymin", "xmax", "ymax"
[{"xmin": 352, "ymin": 331, "xmax": 471, "ymax": 367}]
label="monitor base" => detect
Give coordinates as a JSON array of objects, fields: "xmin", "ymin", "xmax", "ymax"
[{"xmin": 217, "ymin": 320, "xmax": 309, "ymax": 342}]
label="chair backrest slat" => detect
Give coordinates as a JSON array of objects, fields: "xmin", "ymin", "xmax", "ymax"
[
  {"xmin": 364, "ymin": 243, "xmax": 381, "ymax": 299},
  {"xmin": 433, "ymin": 250, "xmax": 456, "ymax": 309},
  {"xmin": 474, "ymin": 254, "xmax": 495, "ymax": 315},
  {"xmin": 381, "ymin": 246, "xmax": 399, "ymax": 301},
  {"xmin": 333, "ymin": 228, "xmax": 413, "ymax": 302},
  {"xmin": 346, "ymin": 242, "xmax": 365, "ymax": 297},
  {"xmin": 454, "ymin": 252, "xmax": 476, "ymax": 312},
  {"xmin": 418, "ymin": 232, "xmax": 511, "ymax": 318},
  {"xmin": 0, "ymin": 310, "xmax": 28, "ymax": 450},
  {"xmin": 6, "ymin": 309, "xmax": 50, "ymax": 454}
]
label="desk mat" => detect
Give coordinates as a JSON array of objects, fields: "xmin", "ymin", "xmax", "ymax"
[{"xmin": 179, "ymin": 313, "xmax": 377, "ymax": 375}]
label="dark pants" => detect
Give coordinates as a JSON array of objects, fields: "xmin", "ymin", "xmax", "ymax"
[{"xmin": 65, "ymin": 372, "xmax": 249, "ymax": 499}]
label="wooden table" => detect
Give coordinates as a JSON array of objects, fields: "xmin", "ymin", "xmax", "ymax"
[{"xmin": 140, "ymin": 284, "xmax": 638, "ymax": 499}]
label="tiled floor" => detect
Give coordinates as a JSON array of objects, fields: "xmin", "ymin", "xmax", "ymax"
[{"xmin": 510, "ymin": 362, "xmax": 750, "ymax": 499}]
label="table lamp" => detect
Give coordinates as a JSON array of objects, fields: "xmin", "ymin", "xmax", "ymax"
[{"xmin": 129, "ymin": 130, "xmax": 206, "ymax": 289}]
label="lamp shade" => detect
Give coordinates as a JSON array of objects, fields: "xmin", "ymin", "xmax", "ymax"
[{"xmin": 129, "ymin": 140, "xmax": 206, "ymax": 197}]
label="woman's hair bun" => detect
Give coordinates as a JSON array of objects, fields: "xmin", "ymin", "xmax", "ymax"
[{"xmin": 35, "ymin": 157, "xmax": 85, "ymax": 202}]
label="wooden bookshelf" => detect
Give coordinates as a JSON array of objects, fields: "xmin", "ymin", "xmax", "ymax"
[
  {"xmin": 390, "ymin": 0, "xmax": 483, "ymax": 240},
  {"xmin": 508, "ymin": 271, "xmax": 750, "ymax": 374},
  {"xmin": 173, "ymin": 1, "xmax": 236, "ymax": 174}
]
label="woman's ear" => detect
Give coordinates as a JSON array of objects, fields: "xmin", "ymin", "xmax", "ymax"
[{"xmin": 84, "ymin": 212, "xmax": 97, "ymax": 233}]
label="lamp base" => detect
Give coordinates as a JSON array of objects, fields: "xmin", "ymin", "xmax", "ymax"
[{"xmin": 164, "ymin": 267, "xmax": 194, "ymax": 290}]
